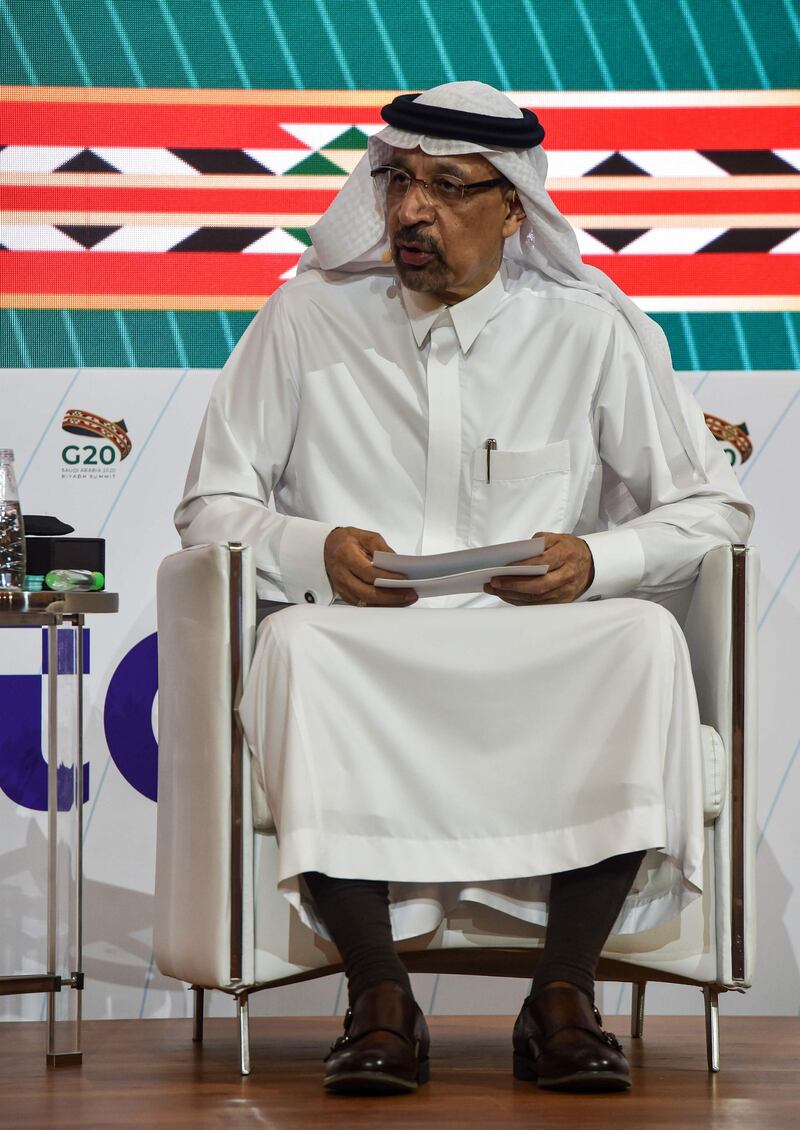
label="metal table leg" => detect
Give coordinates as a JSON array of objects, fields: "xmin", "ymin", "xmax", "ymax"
[
  {"xmin": 1, "ymin": 593, "xmax": 115, "ymax": 1066},
  {"xmin": 45, "ymin": 618, "xmax": 83, "ymax": 1068}
]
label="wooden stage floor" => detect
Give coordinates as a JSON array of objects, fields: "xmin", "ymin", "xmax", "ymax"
[{"xmin": 1, "ymin": 1015, "xmax": 798, "ymax": 1128}]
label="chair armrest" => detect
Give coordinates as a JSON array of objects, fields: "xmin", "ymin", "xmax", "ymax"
[
  {"xmin": 682, "ymin": 544, "xmax": 759, "ymax": 986},
  {"xmin": 683, "ymin": 545, "xmax": 756, "ymax": 741},
  {"xmin": 154, "ymin": 542, "xmax": 257, "ymax": 990}
]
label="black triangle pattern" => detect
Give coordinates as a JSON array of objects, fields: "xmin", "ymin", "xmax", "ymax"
[
  {"xmin": 170, "ymin": 227, "xmax": 272, "ymax": 252},
  {"xmin": 584, "ymin": 228, "xmax": 649, "ymax": 252},
  {"xmin": 169, "ymin": 148, "xmax": 273, "ymax": 175},
  {"xmin": 584, "ymin": 152, "xmax": 649, "ymax": 177},
  {"xmin": 56, "ymin": 225, "xmax": 121, "ymax": 249},
  {"xmin": 53, "ymin": 149, "xmax": 122, "ymax": 174},
  {"xmin": 698, "ymin": 150, "xmax": 800, "ymax": 176},
  {"xmin": 23, "ymin": 145, "xmax": 800, "ymax": 178},
  {"xmin": 697, "ymin": 228, "xmax": 798, "ymax": 253}
]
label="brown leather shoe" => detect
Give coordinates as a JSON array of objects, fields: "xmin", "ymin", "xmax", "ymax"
[
  {"xmin": 512, "ymin": 983, "xmax": 631, "ymax": 1092},
  {"xmin": 323, "ymin": 981, "xmax": 430, "ymax": 1095}
]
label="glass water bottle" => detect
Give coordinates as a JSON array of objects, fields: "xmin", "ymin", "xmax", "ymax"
[{"xmin": 0, "ymin": 449, "xmax": 26, "ymax": 589}]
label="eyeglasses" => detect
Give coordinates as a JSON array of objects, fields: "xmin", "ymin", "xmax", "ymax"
[{"xmin": 370, "ymin": 165, "xmax": 508, "ymax": 208}]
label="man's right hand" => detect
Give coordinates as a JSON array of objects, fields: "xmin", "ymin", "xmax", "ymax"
[{"xmin": 324, "ymin": 526, "xmax": 418, "ymax": 607}]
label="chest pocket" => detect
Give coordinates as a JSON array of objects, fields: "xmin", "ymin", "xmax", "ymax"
[{"xmin": 469, "ymin": 439, "xmax": 571, "ymax": 544}]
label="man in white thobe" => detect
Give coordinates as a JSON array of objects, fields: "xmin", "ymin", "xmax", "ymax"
[{"xmin": 176, "ymin": 82, "xmax": 753, "ymax": 1095}]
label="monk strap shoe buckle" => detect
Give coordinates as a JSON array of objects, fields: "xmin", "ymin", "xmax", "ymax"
[
  {"xmin": 326, "ymin": 1009, "xmax": 354, "ymax": 1057},
  {"xmin": 592, "ymin": 1005, "xmax": 622, "ymax": 1052},
  {"xmin": 601, "ymin": 1029, "xmax": 623, "ymax": 1053},
  {"xmin": 326, "ymin": 1033, "xmax": 350, "ymax": 1058}
]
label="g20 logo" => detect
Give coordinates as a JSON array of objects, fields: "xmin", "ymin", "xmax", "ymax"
[
  {"xmin": 62, "ymin": 443, "xmax": 120, "ymax": 467},
  {"xmin": 60, "ymin": 408, "xmax": 132, "ymax": 469},
  {"xmin": 704, "ymin": 414, "xmax": 752, "ymax": 469}
]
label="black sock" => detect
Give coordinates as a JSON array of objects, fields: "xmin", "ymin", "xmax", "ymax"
[
  {"xmin": 534, "ymin": 849, "xmax": 647, "ymax": 1000},
  {"xmin": 303, "ymin": 871, "xmax": 413, "ymax": 1006}
]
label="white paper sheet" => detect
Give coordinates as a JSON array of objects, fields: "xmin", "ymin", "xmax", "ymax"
[
  {"xmin": 375, "ymin": 563, "xmax": 548, "ymax": 596},
  {"xmin": 373, "ymin": 538, "xmax": 544, "ymax": 580}
]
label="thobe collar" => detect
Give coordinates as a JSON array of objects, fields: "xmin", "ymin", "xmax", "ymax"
[{"xmin": 401, "ymin": 267, "xmax": 506, "ymax": 353}]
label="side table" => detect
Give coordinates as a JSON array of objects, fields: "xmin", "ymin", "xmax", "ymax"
[{"xmin": 0, "ymin": 589, "xmax": 119, "ymax": 1066}]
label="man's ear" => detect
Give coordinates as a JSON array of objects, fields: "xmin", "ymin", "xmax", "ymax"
[{"xmin": 502, "ymin": 191, "xmax": 526, "ymax": 238}]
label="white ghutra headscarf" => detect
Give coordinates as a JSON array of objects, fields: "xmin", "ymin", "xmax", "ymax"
[{"xmin": 297, "ymin": 81, "xmax": 707, "ymax": 483}]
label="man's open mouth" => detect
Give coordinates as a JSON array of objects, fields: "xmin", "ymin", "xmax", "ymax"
[{"xmin": 396, "ymin": 242, "xmax": 437, "ymax": 267}]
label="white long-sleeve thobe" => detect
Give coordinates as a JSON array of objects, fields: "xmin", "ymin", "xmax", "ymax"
[
  {"xmin": 177, "ymin": 263, "xmax": 752, "ymax": 608},
  {"xmin": 177, "ymin": 263, "xmax": 754, "ymax": 941}
]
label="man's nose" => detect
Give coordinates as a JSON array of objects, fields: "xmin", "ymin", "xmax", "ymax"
[{"xmin": 397, "ymin": 180, "xmax": 435, "ymax": 227}]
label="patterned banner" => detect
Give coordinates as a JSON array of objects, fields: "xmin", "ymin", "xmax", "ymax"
[{"xmin": 2, "ymin": 87, "xmax": 799, "ymax": 313}]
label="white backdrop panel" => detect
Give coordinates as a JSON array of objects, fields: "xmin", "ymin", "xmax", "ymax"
[{"xmin": 0, "ymin": 368, "xmax": 797, "ymax": 1020}]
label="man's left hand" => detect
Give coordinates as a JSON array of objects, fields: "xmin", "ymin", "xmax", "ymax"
[{"xmin": 485, "ymin": 532, "xmax": 594, "ymax": 605}]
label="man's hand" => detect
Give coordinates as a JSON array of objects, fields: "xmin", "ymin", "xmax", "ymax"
[
  {"xmin": 485, "ymin": 532, "xmax": 595, "ymax": 606},
  {"xmin": 324, "ymin": 526, "xmax": 418, "ymax": 607}
]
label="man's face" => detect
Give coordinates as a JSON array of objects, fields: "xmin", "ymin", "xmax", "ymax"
[{"xmin": 385, "ymin": 147, "xmax": 525, "ymax": 304}]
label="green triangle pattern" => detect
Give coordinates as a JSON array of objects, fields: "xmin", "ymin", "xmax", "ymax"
[
  {"xmin": 283, "ymin": 227, "xmax": 313, "ymax": 247},
  {"xmin": 285, "ymin": 152, "xmax": 346, "ymax": 175},
  {"xmin": 326, "ymin": 126, "xmax": 370, "ymax": 150}
]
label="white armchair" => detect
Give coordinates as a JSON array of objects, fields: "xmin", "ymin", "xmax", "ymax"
[{"xmin": 154, "ymin": 542, "xmax": 758, "ymax": 1075}]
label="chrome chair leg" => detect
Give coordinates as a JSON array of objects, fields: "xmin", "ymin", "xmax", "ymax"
[
  {"xmin": 630, "ymin": 981, "xmax": 646, "ymax": 1039},
  {"xmin": 237, "ymin": 993, "xmax": 251, "ymax": 1076},
  {"xmin": 192, "ymin": 986, "xmax": 204, "ymax": 1043},
  {"xmin": 703, "ymin": 986, "xmax": 720, "ymax": 1073}
]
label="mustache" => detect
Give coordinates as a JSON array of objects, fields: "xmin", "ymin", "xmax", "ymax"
[{"xmin": 393, "ymin": 227, "xmax": 443, "ymax": 259}]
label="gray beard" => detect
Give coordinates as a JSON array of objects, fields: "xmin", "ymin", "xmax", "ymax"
[{"xmin": 395, "ymin": 259, "xmax": 452, "ymax": 293}]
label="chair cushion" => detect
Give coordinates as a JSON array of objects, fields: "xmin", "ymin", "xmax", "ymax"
[{"xmin": 700, "ymin": 723, "xmax": 726, "ymax": 824}]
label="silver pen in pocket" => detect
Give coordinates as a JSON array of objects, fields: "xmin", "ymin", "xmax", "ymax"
[{"xmin": 485, "ymin": 438, "xmax": 497, "ymax": 484}]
